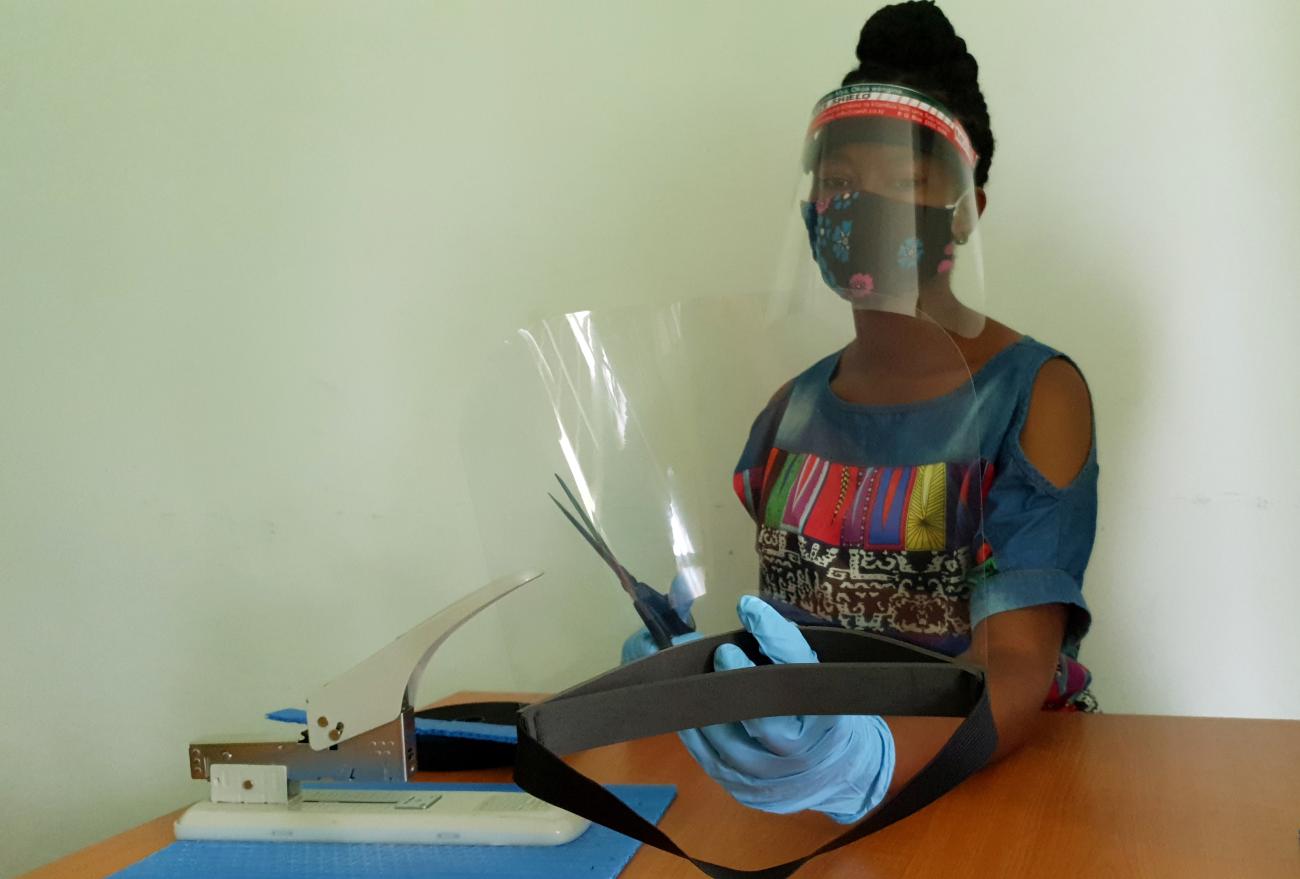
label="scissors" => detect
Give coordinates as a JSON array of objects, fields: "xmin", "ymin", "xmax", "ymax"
[{"xmin": 548, "ymin": 474, "xmax": 696, "ymax": 649}]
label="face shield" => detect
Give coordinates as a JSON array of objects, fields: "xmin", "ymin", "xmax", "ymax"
[
  {"xmin": 451, "ymin": 84, "xmax": 996, "ymax": 877},
  {"xmin": 776, "ymin": 83, "xmax": 986, "ymax": 339}
]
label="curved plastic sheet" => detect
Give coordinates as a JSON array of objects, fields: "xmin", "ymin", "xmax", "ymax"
[{"xmin": 460, "ymin": 291, "xmax": 987, "ymax": 695}]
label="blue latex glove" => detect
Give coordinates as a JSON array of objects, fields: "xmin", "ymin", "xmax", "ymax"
[
  {"xmin": 678, "ymin": 595, "xmax": 895, "ymax": 823},
  {"xmin": 621, "ymin": 628, "xmax": 702, "ymax": 664},
  {"xmin": 620, "ymin": 571, "xmax": 700, "ymax": 664}
]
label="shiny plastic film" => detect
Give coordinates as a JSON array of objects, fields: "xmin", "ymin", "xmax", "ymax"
[
  {"xmin": 459, "ymin": 291, "xmax": 991, "ymax": 691},
  {"xmin": 460, "ymin": 295, "xmax": 862, "ymax": 690}
]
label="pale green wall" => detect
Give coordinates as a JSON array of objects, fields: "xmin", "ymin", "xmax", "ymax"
[{"xmin": 3, "ymin": 2, "xmax": 1299, "ymax": 875}]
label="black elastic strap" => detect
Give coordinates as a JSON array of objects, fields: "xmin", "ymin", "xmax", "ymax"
[{"xmin": 514, "ymin": 627, "xmax": 997, "ymax": 879}]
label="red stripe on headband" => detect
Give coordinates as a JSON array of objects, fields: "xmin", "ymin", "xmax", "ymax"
[{"xmin": 808, "ymin": 97, "xmax": 977, "ymax": 169}]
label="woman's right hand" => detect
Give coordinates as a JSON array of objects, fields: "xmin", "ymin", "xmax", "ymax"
[{"xmin": 620, "ymin": 628, "xmax": 702, "ymax": 664}]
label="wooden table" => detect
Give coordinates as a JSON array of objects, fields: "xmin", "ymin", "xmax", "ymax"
[{"xmin": 22, "ymin": 696, "xmax": 1300, "ymax": 879}]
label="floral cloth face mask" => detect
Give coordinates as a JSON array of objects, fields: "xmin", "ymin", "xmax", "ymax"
[{"xmin": 801, "ymin": 190, "xmax": 957, "ymax": 305}]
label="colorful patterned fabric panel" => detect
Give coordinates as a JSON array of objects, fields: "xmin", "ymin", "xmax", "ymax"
[
  {"xmin": 734, "ymin": 450, "xmax": 986, "ymax": 554},
  {"xmin": 734, "ymin": 449, "xmax": 988, "ymax": 656},
  {"xmin": 1044, "ymin": 654, "xmax": 1098, "ymax": 712},
  {"xmin": 755, "ymin": 526, "xmax": 975, "ymax": 656}
]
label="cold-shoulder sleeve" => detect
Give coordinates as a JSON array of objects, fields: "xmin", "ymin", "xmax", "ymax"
[{"xmin": 972, "ymin": 355, "xmax": 1098, "ymax": 652}]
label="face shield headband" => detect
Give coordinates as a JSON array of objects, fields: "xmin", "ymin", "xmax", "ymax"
[{"xmin": 803, "ymin": 83, "xmax": 978, "ymax": 172}]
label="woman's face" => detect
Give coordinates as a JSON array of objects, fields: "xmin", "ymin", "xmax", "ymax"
[{"xmin": 812, "ymin": 141, "xmax": 965, "ymax": 208}]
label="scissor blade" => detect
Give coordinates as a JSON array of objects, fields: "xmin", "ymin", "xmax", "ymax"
[{"xmin": 547, "ymin": 494, "xmax": 636, "ymax": 594}]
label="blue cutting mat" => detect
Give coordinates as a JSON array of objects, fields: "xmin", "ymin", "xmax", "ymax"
[{"xmin": 111, "ymin": 783, "xmax": 674, "ymax": 879}]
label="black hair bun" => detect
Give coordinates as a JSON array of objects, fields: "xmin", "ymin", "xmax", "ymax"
[
  {"xmin": 854, "ymin": 0, "xmax": 968, "ymax": 73},
  {"xmin": 842, "ymin": 1, "xmax": 995, "ymax": 187}
]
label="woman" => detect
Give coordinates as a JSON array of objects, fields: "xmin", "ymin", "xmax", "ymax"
[{"xmin": 626, "ymin": 0, "xmax": 1098, "ymax": 824}]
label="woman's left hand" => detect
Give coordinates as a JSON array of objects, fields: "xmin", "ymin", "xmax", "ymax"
[{"xmin": 678, "ymin": 596, "xmax": 896, "ymax": 823}]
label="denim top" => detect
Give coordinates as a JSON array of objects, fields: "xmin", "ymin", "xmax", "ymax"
[{"xmin": 733, "ymin": 335, "xmax": 1098, "ymax": 669}]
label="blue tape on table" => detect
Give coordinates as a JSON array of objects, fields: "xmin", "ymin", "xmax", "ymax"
[
  {"xmin": 265, "ymin": 710, "xmax": 518, "ymax": 744},
  {"xmin": 109, "ymin": 783, "xmax": 675, "ymax": 879}
]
